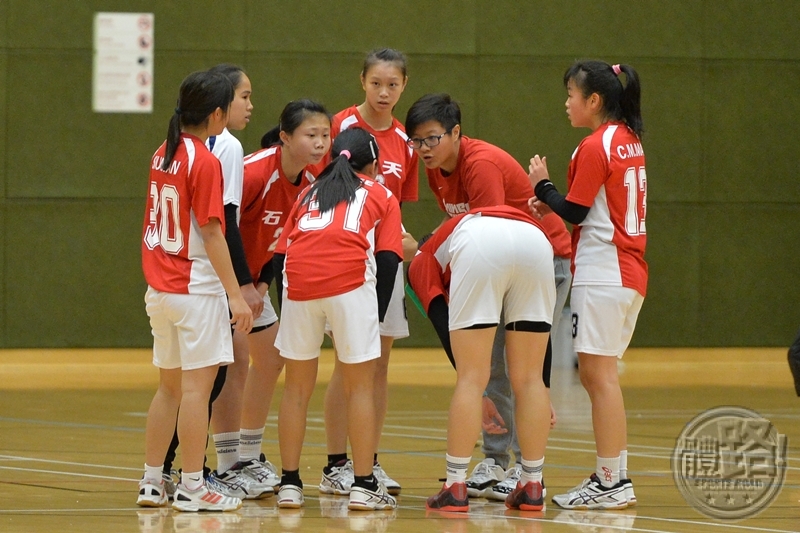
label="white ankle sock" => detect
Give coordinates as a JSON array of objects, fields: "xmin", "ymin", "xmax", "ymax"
[
  {"xmin": 239, "ymin": 427, "xmax": 264, "ymax": 462},
  {"xmin": 213, "ymin": 431, "xmax": 240, "ymax": 473},
  {"xmin": 445, "ymin": 454, "xmax": 471, "ymax": 487},
  {"xmin": 596, "ymin": 456, "xmax": 621, "ymax": 488},
  {"xmin": 144, "ymin": 463, "xmax": 163, "ymax": 483},
  {"xmin": 182, "ymin": 470, "xmax": 204, "ymax": 491},
  {"xmin": 520, "ymin": 457, "xmax": 544, "ymax": 484},
  {"xmin": 620, "ymin": 450, "xmax": 628, "ymax": 480}
]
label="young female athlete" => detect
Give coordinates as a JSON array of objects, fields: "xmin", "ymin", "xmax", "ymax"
[
  {"xmin": 320, "ymin": 48, "xmax": 417, "ymax": 497},
  {"xmin": 138, "ymin": 70, "xmax": 252, "ymax": 512},
  {"xmin": 407, "ymin": 205, "xmax": 555, "ymax": 512},
  {"xmin": 160, "ymin": 64, "xmax": 268, "ymax": 502},
  {"xmin": 272, "ymin": 127, "xmax": 403, "ymax": 511},
  {"xmin": 529, "ymin": 60, "xmax": 647, "ymax": 510},
  {"xmin": 231, "ymin": 99, "xmax": 331, "ymax": 491}
]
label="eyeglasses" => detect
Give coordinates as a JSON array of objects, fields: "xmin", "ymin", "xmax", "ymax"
[{"xmin": 406, "ymin": 130, "xmax": 451, "ymax": 150}]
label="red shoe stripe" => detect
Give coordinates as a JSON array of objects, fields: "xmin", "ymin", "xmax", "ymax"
[{"xmin": 201, "ymin": 492, "xmax": 223, "ymax": 504}]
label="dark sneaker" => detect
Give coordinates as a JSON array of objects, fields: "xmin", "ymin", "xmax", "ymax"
[
  {"xmin": 426, "ymin": 482, "xmax": 469, "ymax": 512},
  {"xmin": 505, "ymin": 481, "xmax": 544, "ymax": 511}
]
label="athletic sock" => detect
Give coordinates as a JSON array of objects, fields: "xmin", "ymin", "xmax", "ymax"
[
  {"xmin": 327, "ymin": 453, "xmax": 348, "ymax": 467},
  {"xmin": 520, "ymin": 457, "xmax": 544, "ymax": 485},
  {"xmin": 239, "ymin": 427, "xmax": 264, "ymax": 462},
  {"xmin": 281, "ymin": 469, "xmax": 302, "ymax": 488},
  {"xmin": 144, "ymin": 463, "xmax": 163, "ymax": 483},
  {"xmin": 596, "ymin": 456, "xmax": 621, "ymax": 488},
  {"xmin": 213, "ymin": 431, "xmax": 240, "ymax": 473},
  {"xmin": 373, "ymin": 453, "xmax": 379, "ymax": 466},
  {"xmin": 445, "ymin": 454, "xmax": 471, "ymax": 487},
  {"xmin": 353, "ymin": 474, "xmax": 378, "ymax": 491},
  {"xmin": 620, "ymin": 450, "xmax": 628, "ymax": 479},
  {"xmin": 182, "ymin": 470, "xmax": 204, "ymax": 491}
]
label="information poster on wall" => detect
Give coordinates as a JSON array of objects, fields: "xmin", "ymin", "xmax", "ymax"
[{"xmin": 92, "ymin": 12, "xmax": 154, "ymax": 113}]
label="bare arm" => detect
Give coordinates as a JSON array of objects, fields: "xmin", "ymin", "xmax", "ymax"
[{"xmin": 200, "ymin": 218, "xmax": 253, "ymax": 333}]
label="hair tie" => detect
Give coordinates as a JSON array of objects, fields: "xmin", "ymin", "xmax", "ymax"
[
  {"xmin": 612, "ymin": 64, "xmax": 622, "ymax": 76},
  {"xmin": 174, "ymin": 107, "xmax": 182, "ymax": 115},
  {"xmin": 339, "ymin": 150, "xmax": 351, "ymax": 160}
]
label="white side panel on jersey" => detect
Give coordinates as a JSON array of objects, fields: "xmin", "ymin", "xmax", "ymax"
[
  {"xmin": 340, "ymin": 115, "xmax": 359, "ymax": 132},
  {"xmin": 572, "ymin": 185, "xmax": 623, "ymax": 287},
  {"xmin": 186, "ymin": 209, "xmax": 225, "ymax": 295},
  {"xmin": 601, "ymin": 124, "xmax": 618, "ymax": 162}
]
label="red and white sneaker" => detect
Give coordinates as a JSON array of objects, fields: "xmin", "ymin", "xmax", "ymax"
[{"xmin": 172, "ymin": 482, "xmax": 242, "ymax": 512}]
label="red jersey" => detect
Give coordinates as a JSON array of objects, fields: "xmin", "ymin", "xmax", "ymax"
[
  {"xmin": 408, "ymin": 206, "xmax": 546, "ymax": 311},
  {"xmin": 142, "ymin": 134, "xmax": 226, "ymax": 295},
  {"xmin": 312, "ymin": 106, "xmax": 419, "ymax": 202},
  {"xmin": 240, "ymin": 145, "xmax": 316, "ymax": 283},
  {"xmin": 332, "ymin": 106, "xmax": 418, "ymax": 202},
  {"xmin": 275, "ymin": 177, "xmax": 403, "ymax": 301},
  {"xmin": 566, "ymin": 122, "xmax": 648, "ymax": 296},
  {"xmin": 426, "ymin": 136, "xmax": 571, "ymax": 258}
]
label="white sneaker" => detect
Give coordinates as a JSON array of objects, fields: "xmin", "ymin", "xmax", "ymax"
[
  {"xmin": 238, "ymin": 458, "xmax": 280, "ymax": 491},
  {"xmin": 137, "ymin": 477, "xmax": 168, "ymax": 507},
  {"xmin": 172, "ymin": 482, "xmax": 242, "ymax": 512},
  {"xmin": 552, "ymin": 474, "xmax": 628, "ymax": 510},
  {"xmin": 372, "ymin": 462, "xmax": 401, "ymax": 495},
  {"xmin": 319, "ymin": 460, "xmax": 354, "ymax": 495},
  {"xmin": 465, "ymin": 458, "xmax": 506, "ymax": 498},
  {"xmin": 277, "ymin": 483, "xmax": 304, "ymax": 509},
  {"xmin": 348, "ymin": 482, "xmax": 397, "ymax": 511},
  {"xmin": 487, "ymin": 463, "xmax": 547, "ymax": 501},
  {"xmin": 208, "ymin": 468, "xmax": 271, "ymax": 499},
  {"xmin": 621, "ymin": 478, "xmax": 636, "ymax": 506}
]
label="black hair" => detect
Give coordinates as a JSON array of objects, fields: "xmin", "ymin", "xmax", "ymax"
[
  {"xmin": 404, "ymin": 93, "xmax": 461, "ymax": 139},
  {"xmin": 208, "ymin": 63, "xmax": 246, "ymax": 90},
  {"xmin": 362, "ymin": 48, "xmax": 408, "ymax": 79},
  {"xmin": 260, "ymin": 99, "xmax": 330, "ymax": 148},
  {"xmin": 162, "ymin": 71, "xmax": 234, "ymax": 171},
  {"xmin": 564, "ymin": 60, "xmax": 644, "ymax": 138},
  {"xmin": 300, "ymin": 127, "xmax": 379, "ymax": 213}
]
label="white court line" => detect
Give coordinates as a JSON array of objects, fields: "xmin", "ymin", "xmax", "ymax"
[
  {"xmin": 0, "ymin": 455, "xmax": 142, "ymax": 472},
  {"xmin": 0, "ymin": 465, "xmax": 135, "ymax": 482}
]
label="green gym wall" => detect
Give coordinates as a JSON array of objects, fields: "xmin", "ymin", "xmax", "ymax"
[{"xmin": 1, "ymin": 1, "xmax": 798, "ymax": 348}]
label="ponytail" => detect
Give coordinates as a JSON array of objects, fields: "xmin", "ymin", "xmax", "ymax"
[
  {"xmin": 161, "ymin": 71, "xmax": 234, "ymax": 171},
  {"xmin": 162, "ymin": 111, "xmax": 183, "ymax": 171},
  {"xmin": 616, "ymin": 64, "xmax": 643, "ymax": 139},
  {"xmin": 300, "ymin": 127, "xmax": 379, "ymax": 213},
  {"xmin": 564, "ymin": 60, "xmax": 644, "ymax": 138}
]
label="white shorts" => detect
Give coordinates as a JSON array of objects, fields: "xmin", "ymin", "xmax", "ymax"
[
  {"xmin": 570, "ymin": 285, "xmax": 644, "ymax": 358},
  {"xmin": 275, "ymin": 282, "xmax": 381, "ymax": 364},
  {"xmin": 254, "ymin": 292, "xmax": 279, "ymax": 329},
  {"xmin": 145, "ymin": 286, "xmax": 234, "ymax": 370},
  {"xmin": 380, "ymin": 267, "xmax": 409, "ymax": 339},
  {"xmin": 448, "ymin": 216, "xmax": 556, "ymax": 330}
]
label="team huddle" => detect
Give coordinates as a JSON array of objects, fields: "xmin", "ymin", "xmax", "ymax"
[{"xmin": 138, "ymin": 49, "xmax": 648, "ymax": 514}]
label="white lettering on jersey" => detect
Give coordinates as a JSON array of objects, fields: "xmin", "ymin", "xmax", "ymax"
[
  {"xmin": 262, "ymin": 210, "xmax": 282, "ymax": 225},
  {"xmin": 151, "ymin": 155, "xmax": 181, "ymax": 175},
  {"xmin": 382, "ymin": 160, "xmax": 403, "ymax": 179},
  {"xmin": 616, "ymin": 142, "xmax": 644, "ymax": 160},
  {"xmin": 444, "ymin": 201, "xmax": 469, "ymax": 216}
]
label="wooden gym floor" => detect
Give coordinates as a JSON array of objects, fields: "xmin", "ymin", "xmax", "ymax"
[{"xmin": 0, "ymin": 347, "xmax": 798, "ymax": 532}]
